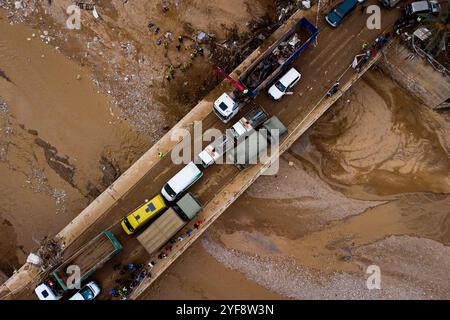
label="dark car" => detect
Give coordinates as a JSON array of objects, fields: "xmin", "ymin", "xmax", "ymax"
[
  {"xmin": 325, "ymin": 0, "xmax": 362, "ymax": 27},
  {"xmin": 405, "ymin": 1, "xmax": 440, "ymax": 17}
]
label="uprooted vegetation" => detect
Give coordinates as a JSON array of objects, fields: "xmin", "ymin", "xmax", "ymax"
[{"xmin": 0, "ymin": 0, "xmax": 309, "ymax": 139}]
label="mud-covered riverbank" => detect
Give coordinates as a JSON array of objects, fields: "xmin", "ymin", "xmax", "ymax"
[
  {"xmin": 0, "ymin": 1, "xmax": 449, "ymax": 300},
  {"xmin": 0, "ymin": 0, "xmax": 279, "ymax": 280}
]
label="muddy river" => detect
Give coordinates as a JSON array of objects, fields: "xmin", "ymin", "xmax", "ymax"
[
  {"xmin": 143, "ymin": 72, "xmax": 450, "ymax": 299},
  {"xmin": 0, "ymin": 1, "xmax": 449, "ymax": 299}
]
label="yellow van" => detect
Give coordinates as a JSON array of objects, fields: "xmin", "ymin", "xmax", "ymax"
[{"xmin": 121, "ymin": 194, "xmax": 167, "ymax": 235}]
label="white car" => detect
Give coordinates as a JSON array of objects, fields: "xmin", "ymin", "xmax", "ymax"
[
  {"xmin": 69, "ymin": 281, "xmax": 101, "ymax": 300},
  {"xmin": 268, "ymin": 68, "xmax": 301, "ymax": 100},
  {"xmin": 35, "ymin": 283, "xmax": 62, "ymax": 300}
]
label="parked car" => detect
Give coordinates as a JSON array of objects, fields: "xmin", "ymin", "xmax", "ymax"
[
  {"xmin": 121, "ymin": 194, "xmax": 167, "ymax": 235},
  {"xmin": 268, "ymin": 68, "xmax": 302, "ymax": 100},
  {"xmin": 325, "ymin": 0, "xmax": 363, "ymax": 28},
  {"xmin": 405, "ymin": 0, "xmax": 440, "ymax": 17},
  {"xmin": 230, "ymin": 106, "xmax": 268, "ymax": 140},
  {"xmin": 34, "ymin": 282, "xmax": 62, "ymax": 300},
  {"xmin": 379, "ymin": 0, "xmax": 402, "ymax": 8},
  {"xmin": 69, "ymin": 281, "xmax": 101, "ymax": 300},
  {"xmin": 161, "ymin": 161, "xmax": 203, "ymax": 202}
]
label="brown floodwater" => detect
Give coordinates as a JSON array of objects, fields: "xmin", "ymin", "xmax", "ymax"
[
  {"xmin": 0, "ymin": 1, "xmax": 449, "ymax": 299},
  {"xmin": 0, "ymin": 9, "xmax": 148, "ymax": 274},
  {"xmin": 145, "ymin": 71, "xmax": 450, "ymax": 299},
  {"xmin": 0, "ymin": 0, "xmax": 274, "ymax": 282}
]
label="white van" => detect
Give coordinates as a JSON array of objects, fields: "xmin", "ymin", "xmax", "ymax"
[
  {"xmin": 268, "ymin": 68, "xmax": 301, "ymax": 100},
  {"xmin": 69, "ymin": 281, "xmax": 101, "ymax": 300},
  {"xmin": 161, "ymin": 161, "xmax": 203, "ymax": 202}
]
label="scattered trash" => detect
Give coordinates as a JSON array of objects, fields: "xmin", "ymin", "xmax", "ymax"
[
  {"xmin": 92, "ymin": 6, "xmax": 100, "ymax": 19},
  {"xmin": 36, "ymin": 237, "xmax": 64, "ymax": 270},
  {"xmin": 196, "ymin": 31, "xmax": 212, "ymax": 43},
  {"xmin": 14, "ymin": 1, "xmax": 23, "ymax": 10},
  {"xmin": 26, "ymin": 253, "xmax": 43, "ymax": 266}
]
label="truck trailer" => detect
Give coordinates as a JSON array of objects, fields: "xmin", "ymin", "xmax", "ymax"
[
  {"xmin": 137, "ymin": 193, "xmax": 202, "ymax": 255},
  {"xmin": 228, "ymin": 115, "xmax": 288, "ymax": 169},
  {"xmin": 34, "ymin": 230, "xmax": 122, "ymax": 300},
  {"xmin": 212, "ymin": 17, "xmax": 319, "ymax": 123}
]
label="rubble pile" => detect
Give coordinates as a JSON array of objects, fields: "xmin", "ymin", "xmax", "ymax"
[
  {"xmin": 0, "ymin": 0, "xmax": 40, "ymax": 23},
  {"xmin": 36, "ymin": 236, "xmax": 64, "ymax": 270},
  {"xmin": 208, "ymin": 0, "xmax": 305, "ymax": 74}
]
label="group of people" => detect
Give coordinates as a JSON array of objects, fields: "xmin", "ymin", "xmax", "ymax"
[
  {"xmin": 326, "ymin": 32, "xmax": 390, "ymax": 98},
  {"xmin": 109, "ymin": 220, "xmax": 205, "ymax": 299},
  {"xmin": 155, "ymin": 220, "xmax": 205, "ymax": 259},
  {"xmin": 109, "ymin": 263, "xmax": 149, "ymax": 300}
]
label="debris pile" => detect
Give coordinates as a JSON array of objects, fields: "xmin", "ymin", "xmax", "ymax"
[
  {"xmin": 245, "ymin": 31, "xmax": 305, "ymax": 89},
  {"xmin": 208, "ymin": 0, "xmax": 305, "ymax": 74},
  {"xmin": 393, "ymin": 6, "xmax": 449, "ymax": 73},
  {"xmin": 36, "ymin": 237, "xmax": 64, "ymax": 270}
]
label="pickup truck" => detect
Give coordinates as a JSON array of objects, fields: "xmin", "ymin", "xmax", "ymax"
[{"xmin": 230, "ymin": 106, "xmax": 269, "ymax": 141}]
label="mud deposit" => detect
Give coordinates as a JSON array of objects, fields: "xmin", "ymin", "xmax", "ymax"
[
  {"xmin": 145, "ymin": 71, "xmax": 450, "ymax": 300},
  {"xmin": 0, "ymin": 0, "xmax": 278, "ymax": 281},
  {"xmin": 0, "ymin": 10, "xmax": 148, "ymax": 274},
  {"xmin": 0, "ymin": 0, "xmax": 449, "ymax": 300}
]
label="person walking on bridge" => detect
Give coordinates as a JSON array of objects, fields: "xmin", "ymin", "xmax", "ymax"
[{"xmin": 326, "ymin": 81, "xmax": 340, "ymax": 97}]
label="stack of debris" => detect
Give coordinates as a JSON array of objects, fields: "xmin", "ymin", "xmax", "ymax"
[
  {"xmin": 36, "ymin": 237, "xmax": 64, "ymax": 270},
  {"xmin": 208, "ymin": 16, "xmax": 277, "ymax": 74},
  {"xmin": 246, "ymin": 32, "xmax": 303, "ymax": 89},
  {"xmin": 208, "ymin": 0, "xmax": 305, "ymax": 74}
]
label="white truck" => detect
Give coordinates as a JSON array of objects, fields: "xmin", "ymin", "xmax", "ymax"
[
  {"xmin": 230, "ymin": 106, "xmax": 268, "ymax": 141},
  {"xmin": 212, "ymin": 92, "xmax": 246, "ymax": 124},
  {"xmin": 197, "ymin": 134, "xmax": 234, "ymax": 168}
]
